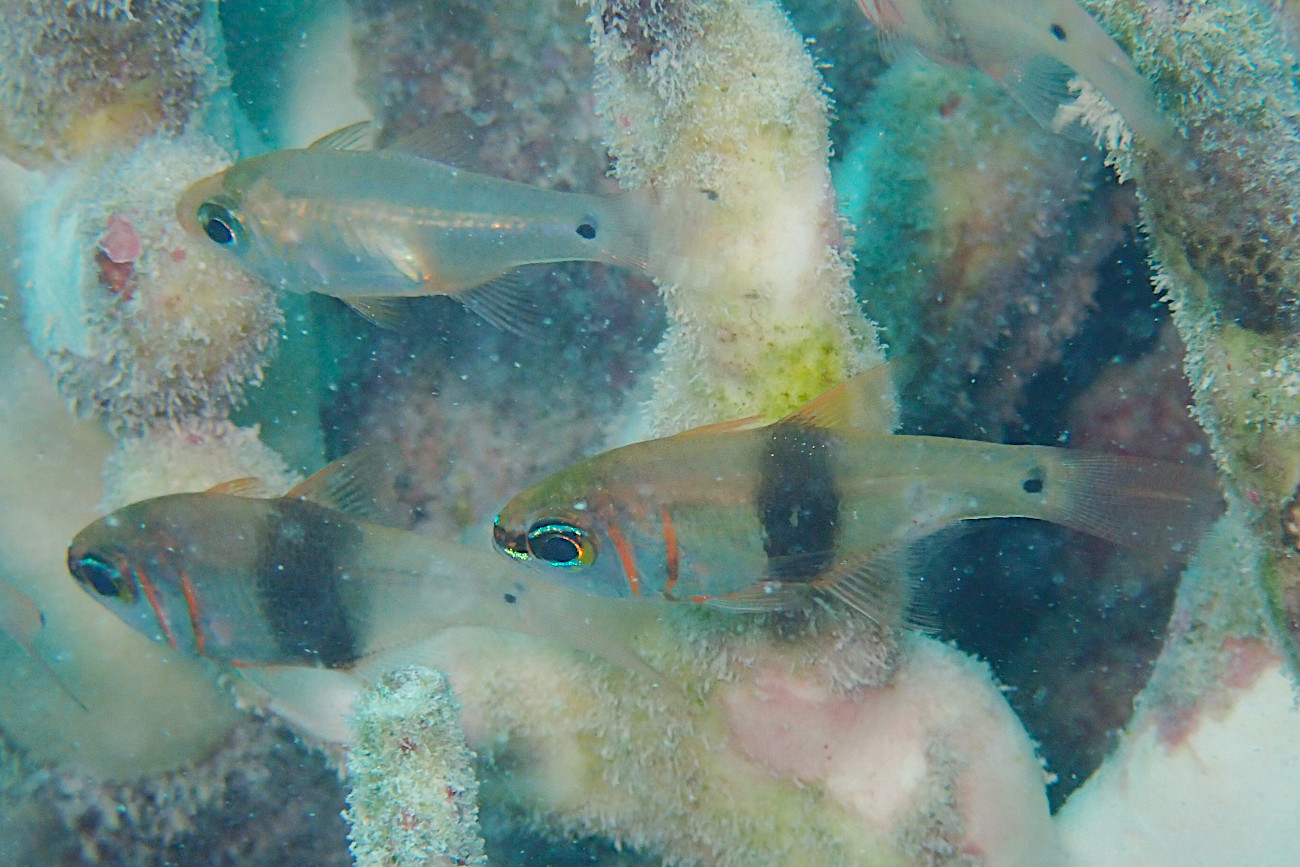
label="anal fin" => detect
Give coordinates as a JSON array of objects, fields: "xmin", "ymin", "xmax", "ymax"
[
  {"xmin": 996, "ymin": 54, "xmax": 1096, "ymax": 144},
  {"xmin": 813, "ymin": 548, "xmax": 921, "ymax": 632},
  {"xmin": 459, "ymin": 271, "xmax": 547, "ymax": 339},
  {"xmin": 342, "ymin": 297, "xmax": 408, "ymax": 330}
]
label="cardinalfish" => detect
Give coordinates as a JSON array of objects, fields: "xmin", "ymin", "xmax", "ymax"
[
  {"xmin": 493, "ymin": 364, "xmax": 1221, "ymax": 624},
  {"xmin": 176, "ymin": 121, "xmax": 665, "ymax": 332},
  {"xmin": 854, "ymin": 0, "xmax": 1192, "ymax": 165},
  {"xmin": 66, "ymin": 449, "xmax": 664, "ymax": 681}
]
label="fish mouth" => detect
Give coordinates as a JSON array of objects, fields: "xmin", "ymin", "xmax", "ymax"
[{"xmin": 492, "ymin": 518, "xmax": 529, "ymax": 561}]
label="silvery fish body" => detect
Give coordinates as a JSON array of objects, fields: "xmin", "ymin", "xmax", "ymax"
[
  {"xmin": 176, "ymin": 124, "xmax": 654, "ymax": 329},
  {"xmin": 493, "ymin": 367, "xmax": 1220, "ymax": 623},
  {"xmin": 856, "ymin": 0, "xmax": 1189, "ymax": 163}
]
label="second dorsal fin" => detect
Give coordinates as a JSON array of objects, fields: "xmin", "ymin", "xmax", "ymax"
[
  {"xmin": 783, "ymin": 363, "xmax": 899, "ymax": 434},
  {"xmin": 285, "ymin": 446, "xmax": 403, "ymax": 526},
  {"xmin": 308, "ymin": 121, "xmax": 376, "ymax": 151},
  {"xmin": 382, "ymin": 113, "xmax": 489, "ymax": 170},
  {"xmin": 205, "ymin": 477, "xmax": 273, "ymax": 498}
]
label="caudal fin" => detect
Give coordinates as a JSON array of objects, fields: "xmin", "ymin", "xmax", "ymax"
[{"xmin": 1048, "ymin": 453, "xmax": 1224, "ymax": 557}]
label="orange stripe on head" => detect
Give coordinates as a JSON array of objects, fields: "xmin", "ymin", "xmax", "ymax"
[
  {"xmin": 660, "ymin": 508, "xmax": 680, "ymax": 598},
  {"xmin": 177, "ymin": 569, "xmax": 207, "ymax": 656},
  {"xmin": 605, "ymin": 524, "xmax": 643, "ymax": 597},
  {"xmin": 133, "ymin": 565, "xmax": 179, "ymax": 651}
]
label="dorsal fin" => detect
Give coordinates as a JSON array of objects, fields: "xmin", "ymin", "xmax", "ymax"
[
  {"xmin": 285, "ymin": 446, "xmax": 403, "ymax": 526},
  {"xmin": 667, "ymin": 414, "xmax": 769, "ymax": 439},
  {"xmin": 206, "ymin": 477, "xmax": 271, "ymax": 498},
  {"xmin": 783, "ymin": 363, "xmax": 898, "ymax": 434},
  {"xmin": 308, "ymin": 121, "xmax": 376, "ymax": 151},
  {"xmin": 381, "ymin": 113, "xmax": 490, "ymax": 171}
]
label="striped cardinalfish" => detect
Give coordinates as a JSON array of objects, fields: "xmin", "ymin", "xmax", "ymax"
[
  {"xmin": 176, "ymin": 122, "xmax": 661, "ymax": 332},
  {"xmin": 66, "ymin": 450, "xmax": 663, "ymax": 681},
  {"xmin": 854, "ymin": 0, "xmax": 1191, "ymax": 164},
  {"xmin": 492, "ymin": 365, "xmax": 1221, "ymax": 623}
]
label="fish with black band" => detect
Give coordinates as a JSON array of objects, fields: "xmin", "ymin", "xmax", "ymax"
[
  {"xmin": 67, "ymin": 449, "xmax": 665, "ymax": 682},
  {"xmin": 493, "ymin": 364, "xmax": 1222, "ymax": 625}
]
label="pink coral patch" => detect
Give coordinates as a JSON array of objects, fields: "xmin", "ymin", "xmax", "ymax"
[{"xmin": 98, "ymin": 213, "xmax": 141, "ymax": 264}]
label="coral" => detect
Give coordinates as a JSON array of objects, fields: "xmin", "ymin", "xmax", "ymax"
[
  {"xmin": 6, "ymin": 0, "xmax": 1300, "ymax": 863},
  {"xmin": 0, "ymin": 721, "xmax": 351, "ymax": 866},
  {"xmin": 1074, "ymin": 0, "xmax": 1300, "ymax": 668},
  {"xmin": 101, "ymin": 417, "xmax": 300, "ymax": 509},
  {"xmin": 345, "ymin": 667, "xmax": 487, "ymax": 867},
  {"xmin": 589, "ymin": 0, "xmax": 885, "ymax": 432},
  {"xmin": 348, "ymin": 0, "xmax": 608, "ymax": 189},
  {"xmin": 21, "ymin": 131, "xmax": 283, "ymax": 429},
  {"xmin": 337, "ymin": 621, "xmax": 1053, "ymax": 866},
  {"xmin": 0, "ymin": 0, "xmax": 218, "ymax": 166},
  {"xmin": 838, "ymin": 55, "xmax": 1110, "ymax": 438},
  {"xmin": 0, "ymin": 305, "xmax": 243, "ymax": 778},
  {"xmin": 342, "ymin": 265, "xmax": 664, "ymax": 539}
]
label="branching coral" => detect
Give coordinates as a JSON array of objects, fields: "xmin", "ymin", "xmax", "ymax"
[
  {"xmin": 22, "ymin": 131, "xmax": 283, "ymax": 428},
  {"xmin": 346, "ymin": 667, "xmax": 487, "ymax": 867},
  {"xmin": 589, "ymin": 0, "xmax": 885, "ymax": 431}
]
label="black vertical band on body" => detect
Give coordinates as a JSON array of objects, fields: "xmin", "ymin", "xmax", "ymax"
[
  {"xmin": 256, "ymin": 501, "xmax": 364, "ymax": 668},
  {"xmin": 756, "ymin": 421, "xmax": 840, "ymax": 582}
]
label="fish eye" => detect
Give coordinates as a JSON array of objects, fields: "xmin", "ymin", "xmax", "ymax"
[
  {"xmin": 69, "ymin": 552, "xmax": 135, "ymax": 602},
  {"xmin": 1050, "ymin": 23, "xmax": 1067, "ymax": 41},
  {"xmin": 196, "ymin": 201, "xmax": 242, "ymax": 247},
  {"xmin": 575, "ymin": 217, "xmax": 598, "ymax": 240},
  {"xmin": 525, "ymin": 520, "xmax": 597, "ymax": 568}
]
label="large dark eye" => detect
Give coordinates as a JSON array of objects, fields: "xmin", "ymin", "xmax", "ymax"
[
  {"xmin": 69, "ymin": 552, "xmax": 135, "ymax": 602},
  {"xmin": 526, "ymin": 520, "xmax": 597, "ymax": 567},
  {"xmin": 196, "ymin": 201, "xmax": 242, "ymax": 247},
  {"xmin": 575, "ymin": 216, "xmax": 598, "ymax": 241}
]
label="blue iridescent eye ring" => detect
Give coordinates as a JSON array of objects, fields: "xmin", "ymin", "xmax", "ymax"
[{"xmin": 525, "ymin": 521, "xmax": 597, "ymax": 568}]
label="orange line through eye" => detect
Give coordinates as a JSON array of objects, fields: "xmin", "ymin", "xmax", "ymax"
[
  {"xmin": 605, "ymin": 524, "xmax": 642, "ymax": 597},
  {"xmin": 660, "ymin": 508, "xmax": 679, "ymax": 598}
]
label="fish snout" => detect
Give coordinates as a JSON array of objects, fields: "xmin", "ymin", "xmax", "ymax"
[{"xmin": 492, "ymin": 517, "xmax": 530, "ymax": 562}]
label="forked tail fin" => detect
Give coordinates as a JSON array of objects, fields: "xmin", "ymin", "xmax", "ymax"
[{"xmin": 1047, "ymin": 453, "xmax": 1224, "ymax": 557}]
